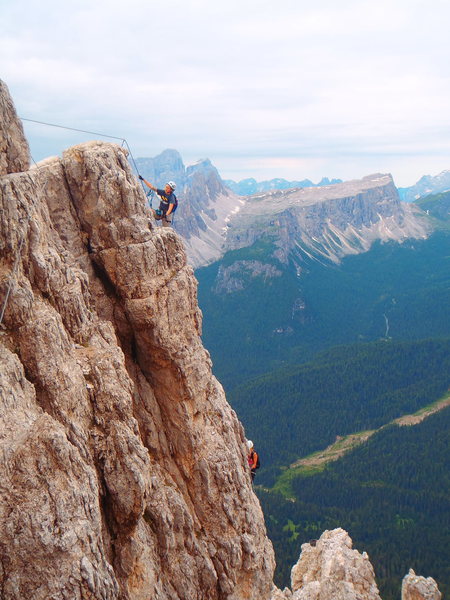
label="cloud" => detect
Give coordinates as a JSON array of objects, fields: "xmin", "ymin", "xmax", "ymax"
[{"xmin": 2, "ymin": 0, "xmax": 450, "ymax": 186}]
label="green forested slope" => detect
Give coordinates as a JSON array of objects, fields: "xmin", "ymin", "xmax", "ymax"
[
  {"xmin": 229, "ymin": 338, "xmax": 450, "ymax": 473},
  {"xmin": 195, "ymin": 228, "xmax": 450, "ymax": 599},
  {"xmin": 258, "ymin": 405, "xmax": 450, "ymax": 600},
  {"xmin": 415, "ymin": 190, "xmax": 450, "ymax": 229},
  {"xmin": 196, "ymin": 231, "xmax": 450, "ymax": 391}
]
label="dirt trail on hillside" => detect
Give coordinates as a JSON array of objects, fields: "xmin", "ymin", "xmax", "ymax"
[
  {"xmin": 291, "ymin": 393, "xmax": 450, "ymax": 470},
  {"xmin": 393, "ymin": 396, "xmax": 450, "ymax": 425}
]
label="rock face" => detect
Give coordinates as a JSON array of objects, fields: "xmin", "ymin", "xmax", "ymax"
[
  {"xmin": 213, "ymin": 261, "xmax": 282, "ymax": 295},
  {"xmin": 401, "ymin": 569, "xmax": 442, "ymax": 600},
  {"xmin": 0, "ymin": 80, "xmax": 30, "ymax": 175},
  {"xmin": 0, "ymin": 83, "xmax": 274, "ymax": 599}
]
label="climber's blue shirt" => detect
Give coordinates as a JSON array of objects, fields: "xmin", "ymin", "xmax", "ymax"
[{"xmin": 156, "ymin": 189, "xmax": 176, "ymax": 214}]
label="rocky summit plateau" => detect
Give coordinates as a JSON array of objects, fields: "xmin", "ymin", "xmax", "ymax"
[
  {"xmin": 0, "ymin": 79, "xmax": 442, "ymax": 599},
  {"xmin": 223, "ymin": 173, "xmax": 431, "ymax": 266}
]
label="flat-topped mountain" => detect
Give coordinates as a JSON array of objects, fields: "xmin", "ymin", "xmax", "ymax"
[{"xmin": 224, "ymin": 173, "xmax": 431, "ymax": 266}]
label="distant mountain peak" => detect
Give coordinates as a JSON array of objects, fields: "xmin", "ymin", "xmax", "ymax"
[
  {"xmin": 399, "ymin": 169, "xmax": 450, "ymax": 202},
  {"xmin": 224, "ymin": 175, "xmax": 343, "ymax": 196}
]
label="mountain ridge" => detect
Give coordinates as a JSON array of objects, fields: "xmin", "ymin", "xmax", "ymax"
[
  {"xmin": 1, "ymin": 79, "xmax": 444, "ymax": 600},
  {"xmin": 135, "ymin": 149, "xmax": 443, "ymax": 270},
  {"xmin": 223, "ymin": 175, "xmax": 343, "ymax": 196}
]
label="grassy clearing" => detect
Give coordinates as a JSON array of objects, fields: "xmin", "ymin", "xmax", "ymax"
[{"xmin": 270, "ymin": 389, "xmax": 450, "ymax": 499}]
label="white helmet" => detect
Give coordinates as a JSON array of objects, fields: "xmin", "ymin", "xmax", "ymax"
[
  {"xmin": 167, "ymin": 181, "xmax": 176, "ymax": 190},
  {"xmin": 247, "ymin": 440, "xmax": 253, "ymax": 449}
]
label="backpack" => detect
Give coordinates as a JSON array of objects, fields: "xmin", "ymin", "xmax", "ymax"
[
  {"xmin": 171, "ymin": 193, "xmax": 178, "ymax": 213},
  {"xmin": 251, "ymin": 450, "xmax": 260, "ymax": 470}
]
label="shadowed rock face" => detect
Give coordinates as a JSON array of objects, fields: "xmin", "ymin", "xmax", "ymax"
[{"xmin": 0, "ymin": 83, "xmax": 274, "ymax": 600}]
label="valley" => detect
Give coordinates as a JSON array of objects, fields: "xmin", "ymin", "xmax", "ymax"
[
  {"xmin": 194, "ymin": 192, "xmax": 450, "ymax": 600},
  {"xmin": 137, "ymin": 150, "xmax": 450, "ymax": 600}
]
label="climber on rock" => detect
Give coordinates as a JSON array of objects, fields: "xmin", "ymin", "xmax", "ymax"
[
  {"xmin": 139, "ymin": 176, "xmax": 177, "ymax": 227},
  {"xmin": 247, "ymin": 440, "xmax": 260, "ymax": 482}
]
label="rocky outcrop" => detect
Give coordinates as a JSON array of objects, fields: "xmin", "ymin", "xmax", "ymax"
[
  {"xmin": 289, "ymin": 529, "xmax": 381, "ymax": 600},
  {"xmin": 0, "ymin": 80, "xmax": 30, "ymax": 175},
  {"xmin": 0, "ymin": 84, "xmax": 274, "ymax": 599},
  {"xmin": 213, "ymin": 261, "xmax": 282, "ymax": 295},
  {"xmin": 401, "ymin": 569, "xmax": 441, "ymax": 600},
  {"xmin": 271, "ymin": 529, "xmax": 443, "ymax": 600}
]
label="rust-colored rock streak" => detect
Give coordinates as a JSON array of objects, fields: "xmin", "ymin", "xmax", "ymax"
[{"xmin": 0, "ymin": 80, "xmax": 274, "ymax": 600}]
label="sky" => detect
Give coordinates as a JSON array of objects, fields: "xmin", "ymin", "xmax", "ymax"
[{"xmin": 2, "ymin": 0, "xmax": 450, "ymax": 187}]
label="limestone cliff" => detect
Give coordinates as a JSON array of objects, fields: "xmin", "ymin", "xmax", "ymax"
[
  {"xmin": 0, "ymin": 80, "xmax": 30, "ymax": 175},
  {"xmin": 0, "ymin": 80, "xmax": 274, "ymax": 600}
]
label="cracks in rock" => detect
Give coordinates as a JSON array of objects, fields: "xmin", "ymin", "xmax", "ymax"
[{"xmin": 90, "ymin": 259, "xmax": 118, "ymax": 301}]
